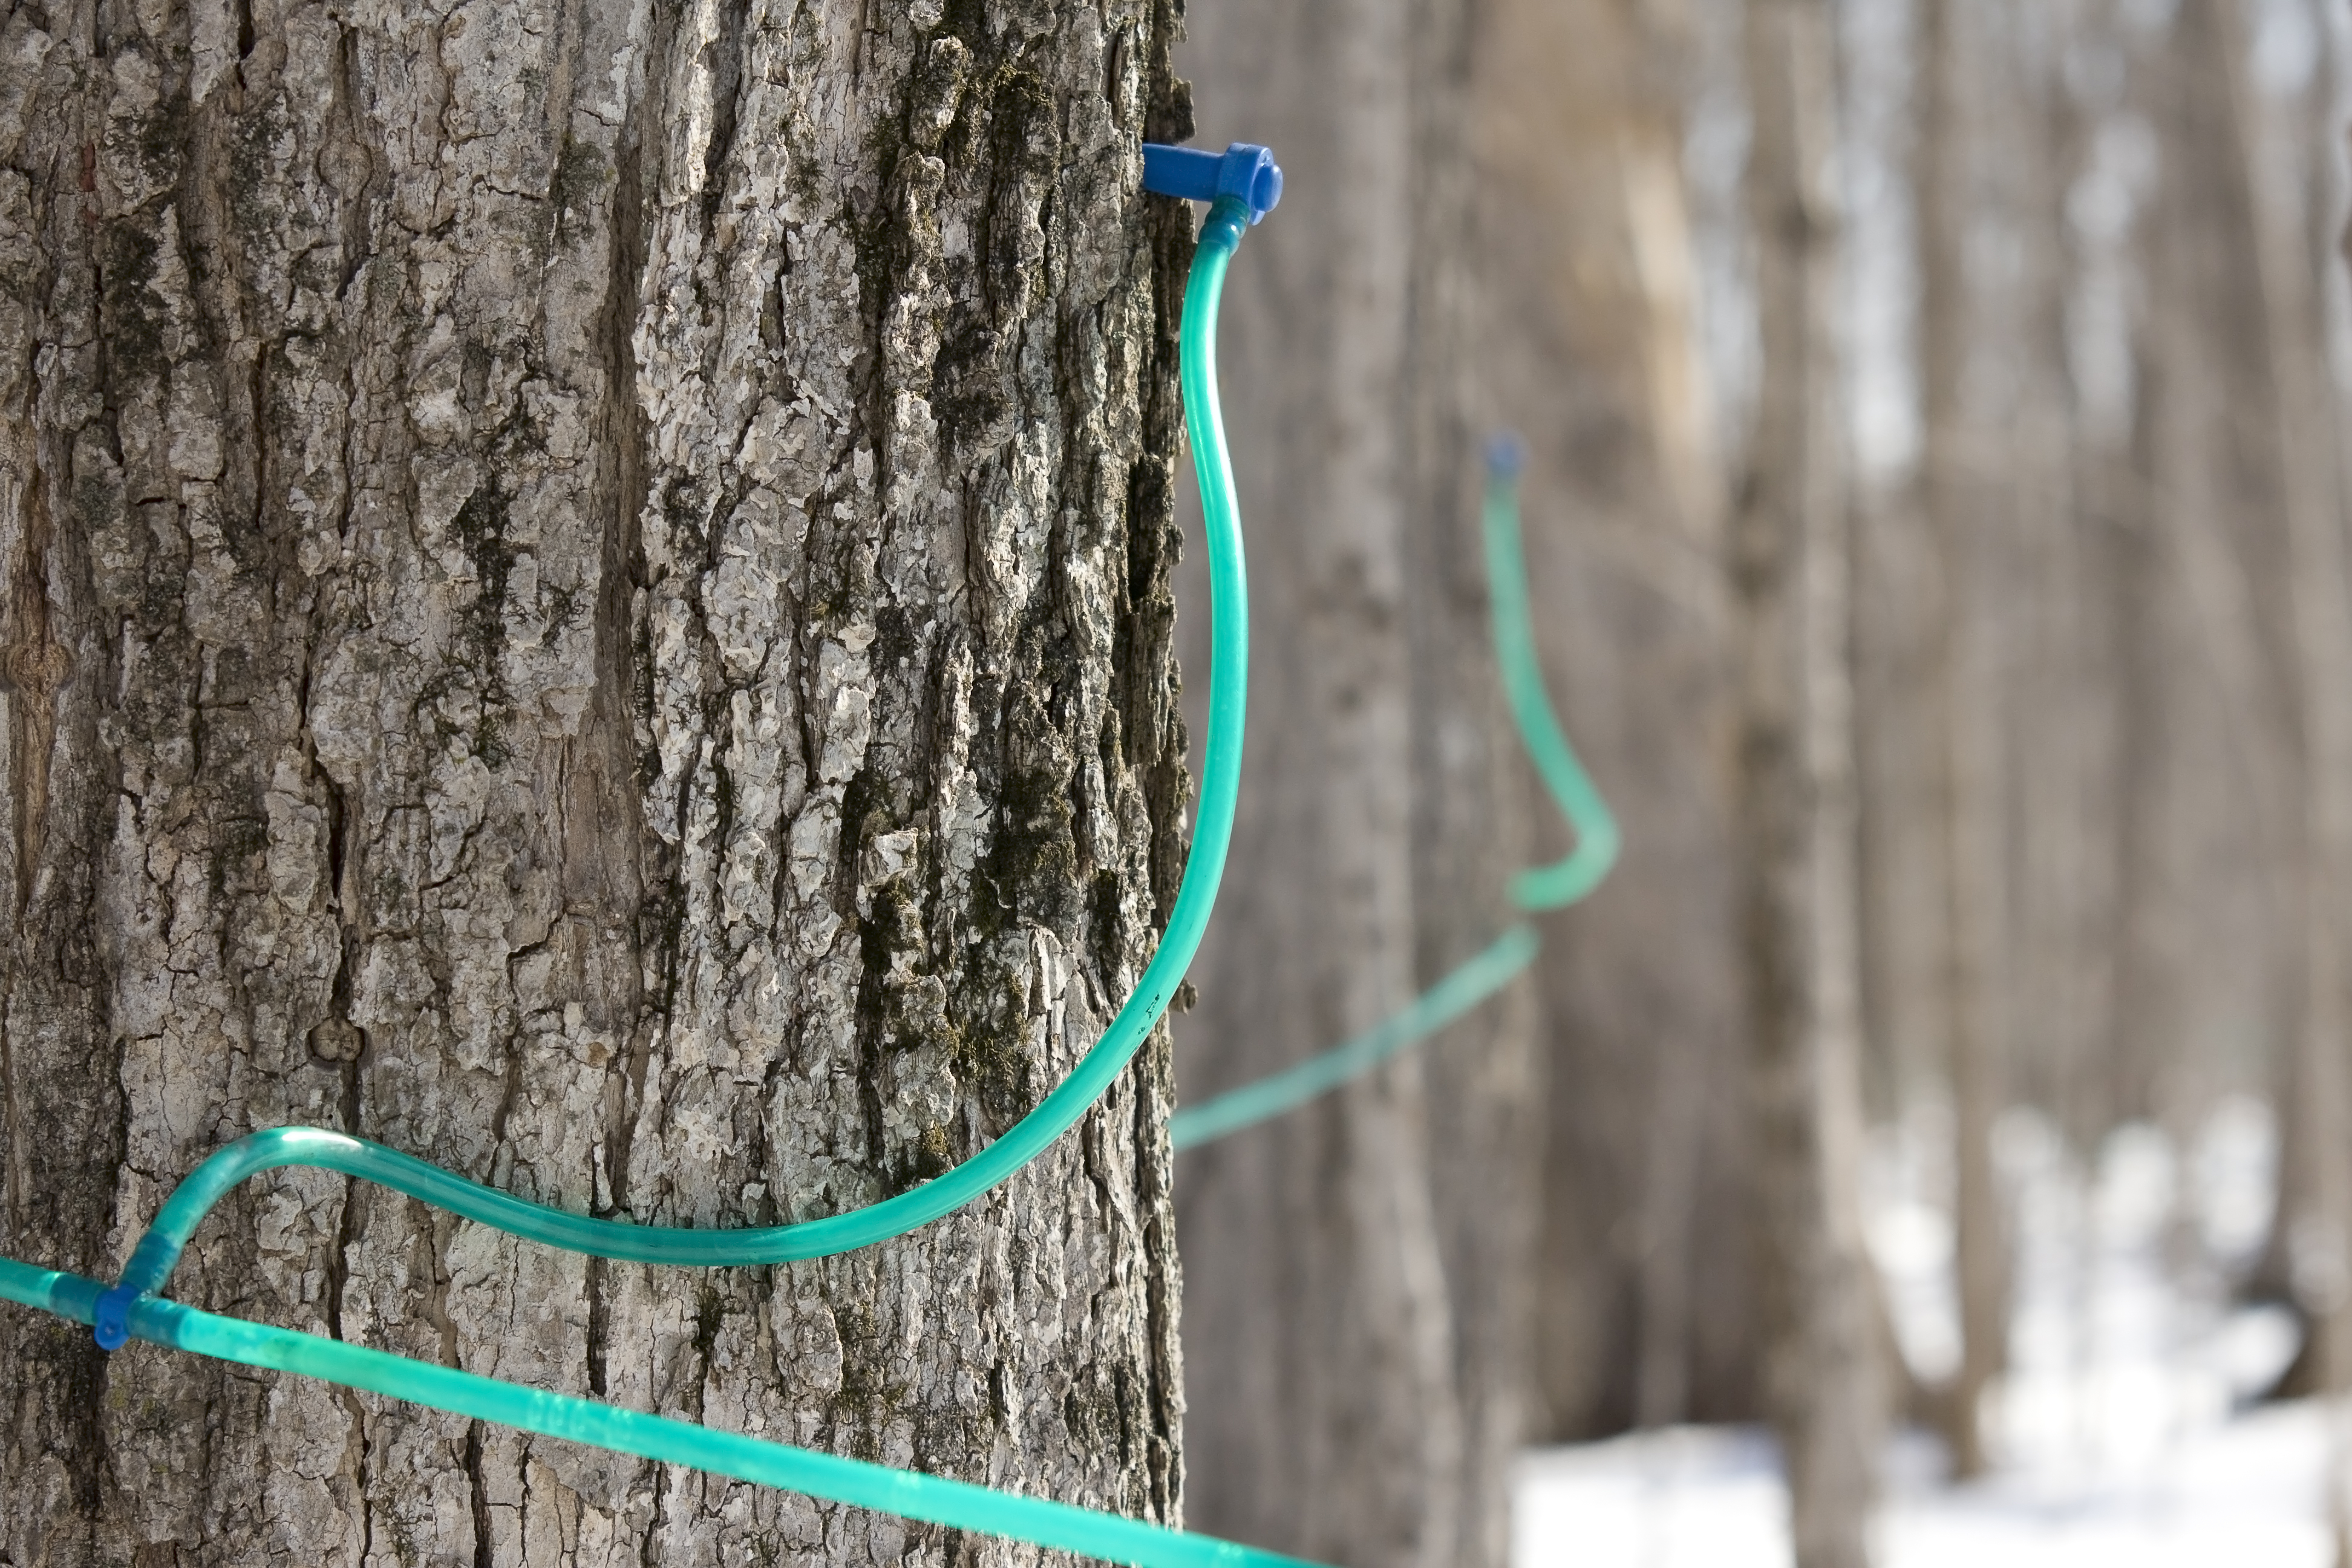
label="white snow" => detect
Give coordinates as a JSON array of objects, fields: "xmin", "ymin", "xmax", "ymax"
[
  {"xmin": 1514, "ymin": 1099, "xmax": 2335, "ymax": 1567},
  {"xmin": 1514, "ymin": 1405, "xmax": 2331, "ymax": 1568}
]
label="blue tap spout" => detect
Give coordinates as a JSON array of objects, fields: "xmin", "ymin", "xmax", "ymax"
[{"xmin": 1142, "ymin": 142, "xmax": 1283, "ymax": 225}]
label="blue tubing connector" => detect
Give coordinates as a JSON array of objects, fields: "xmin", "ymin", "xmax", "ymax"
[
  {"xmin": 1143, "ymin": 142, "xmax": 1284, "ymax": 225},
  {"xmin": 1486, "ymin": 432, "xmax": 1525, "ymax": 482},
  {"xmin": 93, "ymin": 1282, "xmax": 137, "ymax": 1351}
]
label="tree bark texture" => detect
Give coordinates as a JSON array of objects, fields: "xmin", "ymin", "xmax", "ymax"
[
  {"xmin": 1170, "ymin": 1, "xmax": 1536, "ymax": 1565},
  {"xmin": 0, "ymin": 2, "xmax": 1197, "ymax": 1564},
  {"xmin": 1733, "ymin": 2, "xmax": 1881, "ymax": 1564},
  {"xmin": 1469, "ymin": 0, "xmax": 1760, "ymax": 1442}
]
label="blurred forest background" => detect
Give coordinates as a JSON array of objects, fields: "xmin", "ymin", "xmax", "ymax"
[{"xmin": 1160, "ymin": 0, "xmax": 2352, "ymax": 1565}]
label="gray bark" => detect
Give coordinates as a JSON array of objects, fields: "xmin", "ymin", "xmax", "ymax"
[
  {"xmin": 1171, "ymin": 1, "xmax": 1534, "ymax": 1564},
  {"xmin": 0, "ymin": 2, "xmax": 1196, "ymax": 1564},
  {"xmin": 1733, "ymin": 1, "xmax": 1881, "ymax": 1563}
]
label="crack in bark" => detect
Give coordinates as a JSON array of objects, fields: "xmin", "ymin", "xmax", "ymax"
[
  {"xmin": 2, "ymin": 468, "xmax": 67, "ymax": 922},
  {"xmin": 465, "ymin": 1419, "xmax": 495, "ymax": 1568}
]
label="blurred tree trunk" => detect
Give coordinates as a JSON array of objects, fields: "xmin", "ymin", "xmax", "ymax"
[
  {"xmin": 2200, "ymin": 0, "xmax": 2352, "ymax": 1529},
  {"xmin": 1732, "ymin": 2, "xmax": 1881, "ymax": 1564},
  {"xmin": 2001, "ymin": 1, "xmax": 2123, "ymax": 1166},
  {"xmin": 1913, "ymin": 0, "xmax": 2010, "ymax": 1479},
  {"xmin": 2144, "ymin": 0, "xmax": 2352, "ymax": 1413},
  {"xmin": 2228, "ymin": 0, "xmax": 2352, "ymax": 1424},
  {"xmin": 2113, "ymin": 0, "xmax": 2282, "ymax": 1163},
  {"xmin": 2033, "ymin": 0, "xmax": 2158, "ymax": 1156},
  {"xmin": 1471, "ymin": 0, "xmax": 1760, "ymax": 1441},
  {"xmin": 1407, "ymin": 7, "xmax": 1546, "ymax": 1564},
  {"xmin": 1173, "ymin": 2, "xmax": 1531, "ymax": 1565},
  {"xmin": 0, "ymin": 4, "xmax": 1195, "ymax": 1564}
]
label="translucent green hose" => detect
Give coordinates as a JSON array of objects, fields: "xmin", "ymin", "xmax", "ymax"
[
  {"xmin": 1169, "ymin": 926, "xmax": 1540, "ymax": 1149},
  {"xmin": 1, "ymin": 192, "xmax": 1305, "ymax": 1568},
  {"xmin": 0, "ymin": 1254, "xmax": 1313, "ymax": 1568},
  {"xmin": 1168, "ymin": 438, "xmax": 1617, "ymax": 1151},
  {"xmin": 1482, "ymin": 445, "xmax": 1620, "ymax": 912}
]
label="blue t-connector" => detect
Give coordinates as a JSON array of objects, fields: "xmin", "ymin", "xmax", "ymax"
[
  {"xmin": 1142, "ymin": 142, "xmax": 1283, "ymax": 225},
  {"xmin": 93, "ymin": 1283, "xmax": 137, "ymax": 1350},
  {"xmin": 1486, "ymin": 433, "xmax": 1526, "ymax": 481}
]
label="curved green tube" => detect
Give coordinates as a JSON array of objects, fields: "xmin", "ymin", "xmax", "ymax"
[
  {"xmin": 1484, "ymin": 445, "xmax": 1619, "ymax": 912},
  {"xmin": 1168, "ymin": 440, "xmax": 1618, "ymax": 1151},
  {"xmin": 0, "ymin": 1254, "xmax": 1312, "ymax": 1568},
  {"xmin": 94, "ymin": 195, "xmax": 1257, "ymax": 1333},
  {"xmin": 1169, "ymin": 924, "xmax": 1538, "ymax": 1148},
  {"xmin": 4, "ymin": 192, "xmax": 1313, "ymax": 1568}
]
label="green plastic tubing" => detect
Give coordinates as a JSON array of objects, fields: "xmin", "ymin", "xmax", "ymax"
[
  {"xmin": 0, "ymin": 1253, "xmax": 1314, "ymax": 1568},
  {"xmin": 1169, "ymin": 925, "xmax": 1539, "ymax": 1149},
  {"xmin": 1167, "ymin": 436, "xmax": 1619, "ymax": 1151},
  {"xmin": 2, "ymin": 192, "xmax": 1308, "ymax": 1568},
  {"xmin": 1483, "ymin": 442, "xmax": 1621, "ymax": 911}
]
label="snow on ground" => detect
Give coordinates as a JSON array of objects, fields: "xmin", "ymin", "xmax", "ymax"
[
  {"xmin": 1514, "ymin": 1099, "xmax": 2334, "ymax": 1567},
  {"xmin": 1514, "ymin": 1404, "xmax": 2331, "ymax": 1568}
]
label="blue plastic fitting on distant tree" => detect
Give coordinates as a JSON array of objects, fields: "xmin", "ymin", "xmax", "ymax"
[
  {"xmin": 1486, "ymin": 432, "xmax": 1526, "ymax": 481},
  {"xmin": 1143, "ymin": 142, "xmax": 1284, "ymax": 225}
]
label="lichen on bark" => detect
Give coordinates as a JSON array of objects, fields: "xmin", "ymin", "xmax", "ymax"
[{"xmin": 0, "ymin": 1, "xmax": 1196, "ymax": 1564}]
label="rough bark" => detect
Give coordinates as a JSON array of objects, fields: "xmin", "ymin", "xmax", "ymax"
[
  {"xmin": 1732, "ymin": 1, "xmax": 1881, "ymax": 1563},
  {"xmin": 1470, "ymin": 0, "xmax": 1760, "ymax": 1442},
  {"xmin": 1169, "ymin": 1, "xmax": 1534, "ymax": 1564},
  {"xmin": 0, "ymin": 2, "xmax": 1195, "ymax": 1564}
]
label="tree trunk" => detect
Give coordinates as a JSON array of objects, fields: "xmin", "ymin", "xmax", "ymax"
[
  {"xmin": 1406, "ymin": 5, "xmax": 1544, "ymax": 1562},
  {"xmin": 2114, "ymin": 0, "xmax": 2290, "ymax": 1176},
  {"xmin": 1913, "ymin": 0, "xmax": 2010, "ymax": 1480},
  {"xmin": 1733, "ymin": 2, "xmax": 1881, "ymax": 1564},
  {"xmin": 2141, "ymin": 0, "xmax": 2352, "ymax": 1412},
  {"xmin": 0, "ymin": 4, "xmax": 1195, "ymax": 1564},
  {"xmin": 1171, "ymin": 2, "xmax": 1532, "ymax": 1564},
  {"xmin": 2198, "ymin": 0, "xmax": 2352, "ymax": 1536},
  {"xmin": 1470, "ymin": 0, "xmax": 1760, "ymax": 1442}
]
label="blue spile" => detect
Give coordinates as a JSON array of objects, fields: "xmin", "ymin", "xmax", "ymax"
[{"xmin": 1143, "ymin": 142, "xmax": 1284, "ymax": 225}]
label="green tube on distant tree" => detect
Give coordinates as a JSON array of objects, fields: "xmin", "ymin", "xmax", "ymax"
[{"xmin": 1169, "ymin": 434, "xmax": 1619, "ymax": 1151}]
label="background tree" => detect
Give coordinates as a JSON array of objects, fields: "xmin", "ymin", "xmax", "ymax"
[
  {"xmin": 1169, "ymin": 2, "xmax": 1540, "ymax": 1566},
  {"xmin": 0, "ymin": 2, "xmax": 1196, "ymax": 1564},
  {"xmin": 1732, "ymin": 1, "xmax": 1883, "ymax": 1563},
  {"xmin": 1910, "ymin": 0, "xmax": 2015, "ymax": 1477},
  {"xmin": 2134, "ymin": 0, "xmax": 2352, "ymax": 1416},
  {"xmin": 1469, "ymin": 0, "xmax": 1762, "ymax": 1441}
]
